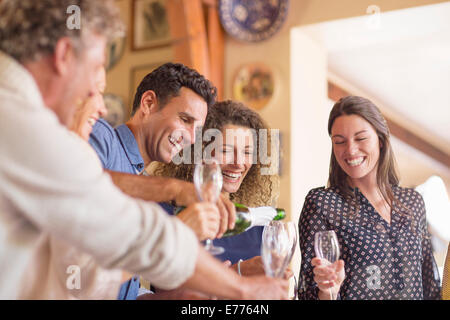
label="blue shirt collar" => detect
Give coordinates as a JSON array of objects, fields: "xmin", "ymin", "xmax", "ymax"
[{"xmin": 115, "ymin": 124, "xmax": 145, "ymax": 170}]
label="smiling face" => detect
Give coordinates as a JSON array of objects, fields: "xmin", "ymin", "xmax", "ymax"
[
  {"xmin": 71, "ymin": 66, "xmax": 107, "ymax": 140},
  {"xmin": 145, "ymin": 87, "xmax": 208, "ymax": 163},
  {"xmin": 331, "ymin": 114, "xmax": 381, "ymax": 185},
  {"xmin": 217, "ymin": 124, "xmax": 255, "ymax": 194}
]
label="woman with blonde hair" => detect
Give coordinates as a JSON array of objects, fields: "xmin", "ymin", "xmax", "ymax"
[{"xmin": 70, "ymin": 67, "xmax": 108, "ymax": 140}]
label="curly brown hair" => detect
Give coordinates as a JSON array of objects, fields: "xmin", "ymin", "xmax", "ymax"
[{"xmin": 151, "ymin": 100, "xmax": 280, "ymax": 207}]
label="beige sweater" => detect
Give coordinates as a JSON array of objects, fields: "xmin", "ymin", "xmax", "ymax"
[
  {"xmin": 0, "ymin": 51, "xmax": 198, "ymax": 299},
  {"xmin": 17, "ymin": 136, "xmax": 124, "ymax": 299}
]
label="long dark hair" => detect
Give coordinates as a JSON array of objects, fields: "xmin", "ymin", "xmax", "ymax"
[{"xmin": 327, "ymin": 96, "xmax": 400, "ymax": 215}]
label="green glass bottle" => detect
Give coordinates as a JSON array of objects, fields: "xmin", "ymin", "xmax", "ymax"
[
  {"xmin": 272, "ymin": 207, "xmax": 287, "ymax": 221},
  {"xmin": 223, "ymin": 203, "xmax": 252, "ymax": 237},
  {"xmin": 174, "ymin": 203, "xmax": 286, "ymax": 238}
]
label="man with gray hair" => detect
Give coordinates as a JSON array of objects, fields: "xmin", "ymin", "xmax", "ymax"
[{"xmin": 0, "ymin": 0, "xmax": 288, "ymax": 299}]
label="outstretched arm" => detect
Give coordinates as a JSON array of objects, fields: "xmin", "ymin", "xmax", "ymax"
[
  {"xmin": 179, "ymin": 247, "xmax": 289, "ymax": 300},
  {"xmin": 107, "ymin": 169, "xmax": 194, "ymax": 204}
]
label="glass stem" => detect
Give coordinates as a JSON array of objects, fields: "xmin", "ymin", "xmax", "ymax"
[{"xmin": 329, "ymin": 288, "xmax": 336, "ymax": 300}]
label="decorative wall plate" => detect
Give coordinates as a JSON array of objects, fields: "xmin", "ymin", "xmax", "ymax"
[
  {"xmin": 233, "ymin": 63, "xmax": 274, "ymax": 110},
  {"xmin": 103, "ymin": 94, "xmax": 125, "ymax": 127},
  {"xmin": 219, "ymin": 0, "xmax": 289, "ymax": 42}
]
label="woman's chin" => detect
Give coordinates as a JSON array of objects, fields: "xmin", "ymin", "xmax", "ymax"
[
  {"xmin": 344, "ymin": 168, "xmax": 375, "ymax": 183},
  {"xmin": 222, "ymin": 182, "xmax": 241, "ymax": 194}
]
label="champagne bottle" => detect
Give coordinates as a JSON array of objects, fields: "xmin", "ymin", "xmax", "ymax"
[
  {"xmin": 225, "ymin": 203, "xmax": 286, "ymax": 237},
  {"xmin": 174, "ymin": 203, "xmax": 286, "ymax": 238}
]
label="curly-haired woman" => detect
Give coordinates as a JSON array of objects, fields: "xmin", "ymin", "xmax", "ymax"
[{"xmin": 150, "ymin": 100, "xmax": 283, "ymax": 276}]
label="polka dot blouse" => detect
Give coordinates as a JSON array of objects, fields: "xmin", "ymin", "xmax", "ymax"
[{"xmin": 297, "ymin": 186, "xmax": 441, "ymax": 300}]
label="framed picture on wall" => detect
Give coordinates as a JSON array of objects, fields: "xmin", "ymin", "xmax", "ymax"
[
  {"xmin": 129, "ymin": 62, "xmax": 167, "ymax": 109},
  {"xmin": 131, "ymin": 0, "xmax": 172, "ymax": 51}
]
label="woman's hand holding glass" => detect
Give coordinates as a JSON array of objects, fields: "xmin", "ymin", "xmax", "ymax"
[
  {"xmin": 311, "ymin": 257, "xmax": 345, "ymax": 299},
  {"xmin": 313, "ymin": 231, "xmax": 345, "ymax": 300}
]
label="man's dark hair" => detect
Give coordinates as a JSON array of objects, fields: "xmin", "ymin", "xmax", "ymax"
[{"xmin": 131, "ymin": 63, "xmax": 217, "ymax": 116}]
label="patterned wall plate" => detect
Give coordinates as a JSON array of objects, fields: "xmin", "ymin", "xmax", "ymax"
[
  {"xmin": 233, "ymin": 63, "xmax": 274, "ymax": 110},
  {"xmin": 219, "ymin": 0, "xmax": 289, "ymax": 42}
]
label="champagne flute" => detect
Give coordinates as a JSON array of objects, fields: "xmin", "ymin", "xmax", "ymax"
[
  {"xmin": 261, "ymin": 220, "xmax": 298, "ymax": 299},
  {"xmin": 314, "ymin": 230, "xmax": 340, "ymax": 300},
  {"xmin": 193, "ymin": 160, "xmax": 225, "ymax": 255}
]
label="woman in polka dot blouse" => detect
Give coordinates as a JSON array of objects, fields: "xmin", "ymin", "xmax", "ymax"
[{"xmin": 297, "ymin": 96, "xmax": 441, "ymax": 300}]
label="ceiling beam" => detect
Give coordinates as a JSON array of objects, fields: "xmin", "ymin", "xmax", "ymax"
[
  {"xmin": 328, "ymin": 81, "xmax": 450, "ymax": 168},
  {"xmin": 165, "ymin": 0, "xmax": 224, "ymax": 100},
  {"xmin": 205, "ymin": 0, "xmax": 224, "ymax": 100},
  {"xmin": 166, "ymin": 0, "xmax": 210, "ymax": 78}
]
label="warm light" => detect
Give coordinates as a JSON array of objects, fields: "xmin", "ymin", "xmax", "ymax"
[{"xmin": 415, "ymin": 175, "xmax": 450, "ymax": 242}]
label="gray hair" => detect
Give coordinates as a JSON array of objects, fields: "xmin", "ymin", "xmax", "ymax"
[{"xmin": 0, "ymin": 0, "xmax": 125, "ymax": 62}]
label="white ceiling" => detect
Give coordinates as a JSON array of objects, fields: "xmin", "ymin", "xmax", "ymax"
[{"xmin": 299, "ymin": 2, "xmax": 450, "ymax": 150}]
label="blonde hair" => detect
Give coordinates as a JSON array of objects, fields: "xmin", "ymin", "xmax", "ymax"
[
  {"xmin": 151, "ymin": 100, "xmax": 280, "ymax": 207},
  {"xmin": 0, "ymin": 0, "xmax": 124, "ymax": 62}
]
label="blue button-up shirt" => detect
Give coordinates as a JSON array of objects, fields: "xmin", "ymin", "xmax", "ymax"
[
  {"xmin": 89, "ymin": 119, "xmax": 143, "ymax": 300},
  {"xmin": 89, "ymin": 119, "xmax": 145, "ymax": 175}
]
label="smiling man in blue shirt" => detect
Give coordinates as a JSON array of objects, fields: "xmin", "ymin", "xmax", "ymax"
[{"xmin": 89, "ymin": 63, "xmax": 237, "ymax": 299}]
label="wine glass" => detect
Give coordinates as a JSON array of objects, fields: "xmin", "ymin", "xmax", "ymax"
[
  {"xmin": 193, "ymin": 160, "xmax": 224, "ymax": 255},
  {"xmin": 314, "ymin": 230, "xmax": 340, "ymax": 300},
  {"xmin": 261, "ymin": 220, "xmax": 298, "ymax": 299}
]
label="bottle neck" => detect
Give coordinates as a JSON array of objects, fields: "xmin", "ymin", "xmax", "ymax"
[
  {"xmin": 273, "ymin": 208, "xmax": 286, "ymax": 220},
  {"xmin": 235, "ymin": 203, "xmax": 250, "ymax": 213}
]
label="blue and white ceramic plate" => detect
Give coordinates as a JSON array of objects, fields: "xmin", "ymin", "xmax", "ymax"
[{"xmin": 219, "ymin": 0, "xmax": 289, "ymax": 42}]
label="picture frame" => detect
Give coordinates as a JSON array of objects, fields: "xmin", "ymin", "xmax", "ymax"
[{"xmin": 131, "ymin": 0, "xmax": 173, "ymax": 51}]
